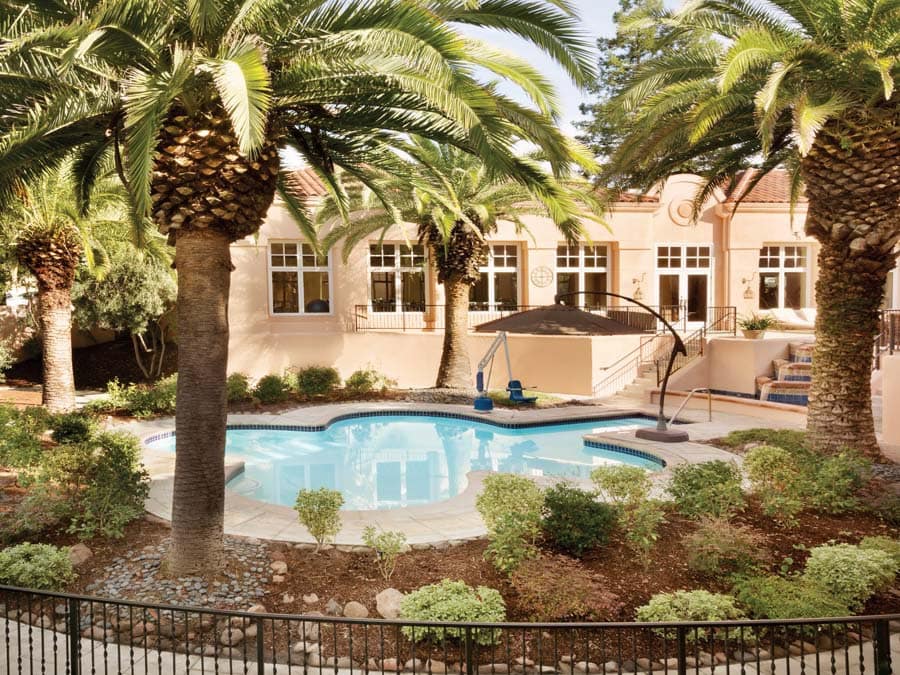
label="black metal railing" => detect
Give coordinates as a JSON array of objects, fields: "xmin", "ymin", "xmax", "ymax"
[{"xmin": 1, "ymin": 586, "xmax": 896, "ymax": 675}]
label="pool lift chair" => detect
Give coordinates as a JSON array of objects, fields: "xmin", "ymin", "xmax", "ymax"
[{"xmin": 474, "ymin": 331, "xmax": 537, "ymax": 412}]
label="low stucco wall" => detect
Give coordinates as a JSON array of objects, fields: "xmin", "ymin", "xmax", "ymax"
[
  {"xmin": 669, "ymin": 336, "xmax": 812, "ymax": 396},
  {"xmin": 883, "ymin": 355, "xmax": 900, "ymax": 446},
  {"xmin": 227, "ymin": 330, "xmax": 642, "ymax": 396}
]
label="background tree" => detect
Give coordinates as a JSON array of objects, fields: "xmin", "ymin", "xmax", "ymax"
[
  {"xmin": 577, "ymin": 0, "xmax": 714, "ymax": 171},
  {"xmin": 0, "ymin": 0, "xmax": 596, "ymax": 573},
  {"xmin": 602, "ymin": 0, "xmax": 899, "ymax": 458},
  {"xmin": 2, "ymin": 166, "xmax": 129, "ymax": 411},
  {"xmin": 73, "ymin": 248, "xmax": 176, "ymax": 380},
  {"xmin": 320, "ymin": 138, "xmax": 603, "ymax": 388}
]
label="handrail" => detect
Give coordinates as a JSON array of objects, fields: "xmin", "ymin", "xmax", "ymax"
[{"xmin": 669, "ymin": 387, "xmax": 712, "ymax": 425}]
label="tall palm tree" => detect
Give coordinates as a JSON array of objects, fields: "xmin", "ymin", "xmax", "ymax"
[
  {"xmin": 2, "ymin": 165, "xmax": 130, "ymax": 411},
  {"xmin": 321, "ymin": 138, "xmax": 603, "ymax": 388},
  {"xmin": 0, "ymin": 0, "xmax": 596, "ymax": 573},
  {"xmin": 600, "ymin": 0, "xmax": 899, "ymax": 458}
]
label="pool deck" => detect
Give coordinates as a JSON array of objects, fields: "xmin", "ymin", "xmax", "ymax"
[{"xmin": 126, "ymin": 400, "xmax": 804, "ymax": 547}]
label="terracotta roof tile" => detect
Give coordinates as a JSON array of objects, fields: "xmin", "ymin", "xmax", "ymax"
[
  {"xmin": 282, "ymin": 168, "xmax": 328, "ymax": 199},
  {"xmin": 725, "ymin": 168, "xmax": 806, "ymax": 203}
]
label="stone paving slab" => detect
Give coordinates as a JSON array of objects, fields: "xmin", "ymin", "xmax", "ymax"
[{"xmin": 127, "ymin": 401, "xmax": 802, "ymax": 546}]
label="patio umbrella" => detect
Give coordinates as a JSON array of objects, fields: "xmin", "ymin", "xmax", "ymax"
[{"xmin": 474, "ymin": 303, "xmax": 647, "ymax": 335}]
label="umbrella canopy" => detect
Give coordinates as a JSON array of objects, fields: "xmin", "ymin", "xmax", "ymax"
[{"xmin": 474, "ymin": 304, "xmax": 648, "ymax": 335}]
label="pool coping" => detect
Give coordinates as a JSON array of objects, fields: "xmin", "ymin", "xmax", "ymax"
[{"xmin": 129, "ymin": 402, "xmax": 742, "ymax": 548}]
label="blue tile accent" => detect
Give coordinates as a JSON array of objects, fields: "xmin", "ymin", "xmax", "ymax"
[{"xmin": 583, "ymin": 440, "xmax": 666, "ymax": 468}]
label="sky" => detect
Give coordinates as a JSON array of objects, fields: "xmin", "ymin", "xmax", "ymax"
[{"xmin": 472, "ymin": 0, "xmax": 680, "ymax": 136}]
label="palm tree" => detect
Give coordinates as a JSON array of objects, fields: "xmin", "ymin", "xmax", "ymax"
[
  {"xmin": 321, "ymin": 138, "xmax": 603, "ymax": 388},
  {"xmin": 2, "ymin": 165, "xmax": 130, "ymax": 411},
  {"xmin": 600, "ymin": 0, "xmax": 899, "ymax": 458},
  {"xmin": 0, "ymin": 0, "xmax": 596, "ymax": 573}
]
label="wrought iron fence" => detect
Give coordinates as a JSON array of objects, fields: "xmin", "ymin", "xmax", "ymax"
[{"xmin": 1, "ymin": 586, "xmax": 897, "ymax": 675}]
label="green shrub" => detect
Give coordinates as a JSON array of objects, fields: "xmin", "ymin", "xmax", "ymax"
[
  {"xmin": 590, "ymin": 465, "xmax": 652, "ymax": 505},
  {"xmin": 294, "ymin": 487, "xmax": 343, "ymax": 551},
  {"xmin": 684, "ymin": 518, "xmax": 770, "ymax": 576},
  {"xmin": 802, "ymin": 543, "xmax": 896, "ymax": 609},
  {"xmin": 484, "ymin": 512, "xmax": 539, "ymax": 574},
  {"xmin": 636, "ymin": 591, "xmax": 744, "ymax": 641},
  {"xmin": 510, "ymin": 555, "xmax": 622, "ymax": 621},
  {"xmin": 362, "ymin": 526, "xmax": 408, "ymax": 581},
  {"xmin": 293, "ymin": 366, "xmax": 341, "ymax": 397},
  {"xmin": 733, "ymin": 575, "xmax": 850, "ymax": 619},
  {"xmin": 399, "ymin": 580, "xmax": 506, "ymax": 645},
  {"xmin": 743, "ymin": 445, "xmax": 805, "ymax": 526},
  {"xmin": 49, "ymin": 411, "xmax": 97, "ymax": 445},
  {"xmin": 476, "ymin": 474, "xmax": 545, "ymax": 536},
  {"xmin": 864, "ymin": 491, "xmax": 900, "ymax": 526},
  {"xmin": 253, "ymin": 374, "xmax": 290, "ymax": 404},
  {"xmin": 344, "ymin": 367, "xmax": 395, "ymax": 394},
  {"xmin": 0, "ymin": 486, "xmax": 70, "ymax": 544},
  {"xmin": 226, "ymin": 373, "xmax": 251, "ymax": 403},
  {"xmin": 91, "ymin": 375, "xmax": 178, "ymax": 418},
  {"xmin": 34, "ymin": 431, "xmax": 150, "ymax": 539},
  {"xmin": 859, "ymin": 536, "xmax": 900, "ymax": 569},
  {"xmin": 807, "ymin": 451, "xmax": 869, "ymax": 514},
  {"xmin": 542, "ymin": 483, "xmax": 616, "ymax": 557},
  {"xmin": 0, "ymin": 543, "xmax": 75, "ymax": 590},
  {"xmin": 591, "ymin": 465, "xmax": 663, "ymax": 567},
  {"xmin": 0, "ymin": 338, "xmax": 12, "ymax": 382},
  {"xmin": 476, "ymin": 474, "xmax": 544, "ymax": 574},
  {"xmin": 717, "ymin": 429, "xmax": 808, "ymax": 455},
  {"xmin": 0, "ymin": 405, "xmax": 48, "ymax": 468},
  {"xmin": 667, "ymin": 461, "xmax": 744, "ymax": 519}
]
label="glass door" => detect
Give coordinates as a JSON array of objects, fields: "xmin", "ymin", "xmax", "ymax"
[{"xmin": 656, "ymin": 245, "xmax": 712, "ymax": 329}]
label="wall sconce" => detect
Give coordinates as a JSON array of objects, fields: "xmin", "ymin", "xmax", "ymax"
[
  {"xmin": 741, "ymin": 272, "xmax": 757, "ymax": 300},
  {"xmin": 632, "ymin": 273, "xmax": 646, "ymax": 301}
]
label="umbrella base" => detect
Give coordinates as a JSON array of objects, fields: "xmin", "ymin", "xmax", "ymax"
[
  {"xmin": 635, "ymin": 427, "xmax": 689, "ymax": 443},
  {"xmin": 473, "ymin": 396, "xmax": 494, "ymax": 412}
]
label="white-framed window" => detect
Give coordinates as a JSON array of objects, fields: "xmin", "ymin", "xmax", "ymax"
[
  {"xmin": 369, "ymin": 243, "xmax": 427, "ymax": 312},
  {"xmin": 470, "ymin": 244, "xmax": 519, "ymax": 310},
  {"xmin": 759, "ymin": 245, "xmax": 809, "ymax": 309},
  {"xmin": 556, "ymin": 244, "xmax": 608, "ymax": 308},
  {"xmin": 269, "ymin": 242, "xmax": 331, "ymax": 315}
]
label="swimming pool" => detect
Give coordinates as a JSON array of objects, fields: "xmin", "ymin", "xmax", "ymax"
[{"xmin": 145, "ymin": 414, "xmax": 662, "ymax": 511}]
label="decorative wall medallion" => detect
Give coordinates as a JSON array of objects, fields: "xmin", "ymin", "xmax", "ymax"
[
  {"xmin": 669, "ymin": 199, "xmax": 695, "ymax": 227},
  {"xmin": 530, "ymin": 265, "xmax": 554, "ymax": 288}
]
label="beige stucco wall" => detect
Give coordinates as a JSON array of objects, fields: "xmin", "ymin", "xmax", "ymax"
[
  {"xmin": 668, "ymin": 336, "xmax": 812, "ymax": 396},
  {"xmin": 225, "ymin": 172, "xmax": 834, "ymax": 394},
  {"xmin": 882, "ymin": 355, "xmax": 900, "ymax": 446},
  {"xmin": 227, "ymin": 328, "xmax": 641, "ymax": 396}
]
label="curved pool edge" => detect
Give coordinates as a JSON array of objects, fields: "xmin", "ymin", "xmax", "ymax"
[{"xmin": 133, "ymin": 402, "xmax": 741, "ymax": 547}]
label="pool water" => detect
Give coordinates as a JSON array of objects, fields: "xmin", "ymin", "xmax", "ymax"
[{"xmin": 146, "ymin": 415, "xmax": 660, "ymax": 510}]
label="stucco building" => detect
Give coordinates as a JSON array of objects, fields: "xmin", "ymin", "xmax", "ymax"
[{"xmin": 227, "ymin": 170, "xmax": 899, "ymax": 394}]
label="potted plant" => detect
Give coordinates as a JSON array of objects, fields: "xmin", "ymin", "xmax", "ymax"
[{"xmin": 738, "ymin": 313, "xmax": 778, "ymax": 339}]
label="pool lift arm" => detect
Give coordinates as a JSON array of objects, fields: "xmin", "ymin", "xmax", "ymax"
[
  {"xmin": 475, "ymin": 331, "xmax": 511, "ymax": 396},
  {"xmin": 474, "ymin": 331, "xmax": 537, "ymax": 411}
]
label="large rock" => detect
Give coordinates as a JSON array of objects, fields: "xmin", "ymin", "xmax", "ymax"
[
  {"xmin": 68, "ymin": 544, "xmax": 93, "ymax": 567},
  {"xmin": 375, "ymin": 588, "xmax": 404, "ymax": 620},
  {"xmin": 343, "ymin": 601, "xmax": 368, "ymax": 619}
]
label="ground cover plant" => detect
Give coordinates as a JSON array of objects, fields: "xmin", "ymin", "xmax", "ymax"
[{"xmin": 399, "ymin": 580, "xmax": 506, "ymax": 645}]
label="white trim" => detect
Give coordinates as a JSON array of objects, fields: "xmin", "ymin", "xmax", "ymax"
[
  {"xmin": 758, "ymin": 243, "xmax": 811, "ymax": 310},
  {"xmin": 367, "ymin": 242, "xmax": 429, "ymax": 312},
  {"xmin": 555, "ymin": 243, "xmax": 610, "ymax": 306},
  {"xmin": 267, "ymin": 240, "xmax": 334, "ymax": 317},
  {"xmin": 470, "ymin": 243, "xmax": 521, "ymax": 311},
  {"xmin": 654, "ymin": 243, "xmax": 714, "ymax": 328}
]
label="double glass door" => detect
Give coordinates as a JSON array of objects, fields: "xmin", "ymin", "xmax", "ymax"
[{"xmin": 656, "ymin": 245, "xmax": 712, "ymax": 327}]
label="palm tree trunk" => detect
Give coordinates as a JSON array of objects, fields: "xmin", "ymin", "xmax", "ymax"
[
  {"xmin": 802, "ymin": 112, "xmax": 900, "ymax": 459},
  {"xmin": 806, "ymin": 238, "xmax": 888, "ymax": 458},
  {"xmin": 37, "ymin": 285, "xmax": 75, "ymax": 412},
  {"xmin": 168, "ymin": 228, "xmax": 231, "ymax": 575},
  {"xmin": 436, "ymin": 276, "xmax": 473, "ymax": 388}
]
